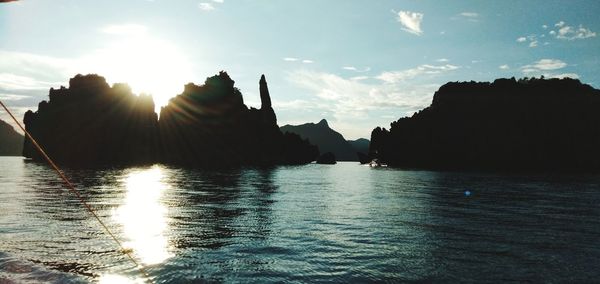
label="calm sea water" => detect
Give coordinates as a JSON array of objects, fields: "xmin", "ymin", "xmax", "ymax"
[{"xmin": 1, "ymin": 156, "xmax": 600, "ymax": 283}]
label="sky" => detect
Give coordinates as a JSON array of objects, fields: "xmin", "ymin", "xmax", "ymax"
[{"xmin": 1, "ymin": 0, "xmax": 599, "ymax": 139}]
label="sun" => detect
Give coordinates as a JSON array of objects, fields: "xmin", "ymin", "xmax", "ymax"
[{"xmin": 78, "ymin": 32, "xmax": 194, "ymax": 112}]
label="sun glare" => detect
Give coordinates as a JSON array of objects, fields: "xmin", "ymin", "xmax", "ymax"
[
  {"xmin": 79, "ymin": 32, "xmax": 194, "ymax": 112},
  {"xmin": 113, "ymin": 166, "xmax": 172, "ymax": 265}
]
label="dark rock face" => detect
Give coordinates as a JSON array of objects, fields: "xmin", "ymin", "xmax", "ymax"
[
  {"xmin": 23, "ymin": 72, "xmax": 318, "ymax": 167},
  {"xmin": 316, "ymin": 152, "xmax": 336, "ymax": 164},
  {"xmin": 370, "ymin": 77, "xmax": 600, "ymax": 171},
  {"xmin": 23, "ymin": 74, "xmax": 158, "ymax": 165},
  {"xmin": 0, "ymin": 119, "xmax": 23, "ymax": 156},
  {"xmin": 158, "ymin": 71, "xmax": 317, "ymax": 167},
  {"xmin": 280, "ymin": 119, "xmax": 358, "ymax": 161}
]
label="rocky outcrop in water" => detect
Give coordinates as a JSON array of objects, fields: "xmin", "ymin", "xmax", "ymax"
[
  {"xmin": 370, "ymin": 77, "xmax": 600, "ymax": 171},
  {"xmin": 158, "ymin": 72, "xmax": 317, "ymax": 166},
  {"xmin": 23, "ymin": 72, "xmax": 318, "ymax": 167},
  {"xmin": 23, "ymin": 74, "xmax": 158, "ymax": 165},
  {"xmin": 0, "ymin": 119, "xmax": 23, "ymax": 156}
]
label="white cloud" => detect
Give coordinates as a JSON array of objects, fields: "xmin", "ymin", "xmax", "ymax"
[
  {"xmin": 0, "ymin": 73, "xmax": 62, "ymax": 91},
  {"xmin": 499, "ymin": 64, "xmax": 509, "ymax": 70},
  {"xmin": 549, "ymin": 30, "xmax": 556, "ymax": 35},
  {"xmin": 529, "ymin": 40, "xmax": 538, "ymax": 48},
  {"xmin": 555, "ymin": 21, "xmax": 565, "ymax": 27},
  {"xmin": 517, "ymin": 37, "xmax": 527, "ymax": 42},
  {"xmin": 101, "ymin": 24, "xmax": 147, "ymax": 36},
  {"xmin": 460, "ymin": 12, "xmax": 479, "ymax": 18},
  {"xmin": 350, "ymin": 76, "xmax": 369, "ymax": 81},
  {"xmin": 550, "ymin": 73, "xmax": 579, "ymax": 79},
  {"xmin": 302, "ymin": 59, "xmax": 314, "ymax": 64},
  {"xmin": 395, "ymin": 10, "xmax": 424, "ymax": 35},
  {"xmin": 556, "ymin": 24, "xmax": 596, "ymax": 40},
  {"xmin": 212, "ymin": 0, "xmax": 224, "ymax": 2},
  {"xmin": 521, "ymin": 59, "xmax": 568, "ymax": 75},
  {"xmin": 198, "ymin": 2, "xmax": 215, "ymax": 11},
  {"xmin": 542, "ymin": 24, "xmax": 548, "ymax": 29},
  {"xmin": 342, "ymin": 66, "xmax": 370, "ymax": 73},
  {"xmin": 436, "ymin": 58, "xmax": 449, "ymax": 62},
  {"xmin": 283, "ymin": 57, "xmax": 299, "ymax": 62},
  {"xmin": 287, "ymin": 69, "xmax": 440, "ymax": 137},
  {"xmin": 376, "ymin": 64, "xmax": 459, "ymax": 83},
  {"xmin": 457, "ymin": 12, "xmax": 479, "ymax": 22},
  {"xmin": 0, "ymin": 94, "xmax": 30, "ymax": 101}
]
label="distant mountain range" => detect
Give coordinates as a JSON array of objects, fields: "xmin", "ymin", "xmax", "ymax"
[
  {"xmin": 0, "ymin": 119, "xmax": 23, "ymax": 156},
  {"xmin": 280, "ymin": 119, "xmax": 369, "ymax": 161}
]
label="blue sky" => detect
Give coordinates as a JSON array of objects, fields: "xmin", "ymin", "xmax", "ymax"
[{"xmin": 1, "ymin": 0, "xmax": 599, "ymax": 139}]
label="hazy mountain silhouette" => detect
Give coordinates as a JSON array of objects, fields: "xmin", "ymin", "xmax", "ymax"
[
  {"xmin": 23, "ymin": 72, "xmax": 318, "ymax": 167},
  {"xmin": 370, "ymin": 77, "xmax": 600, "ymax": 171},
  {"xmin": 0, "ymin": 119, "xmax": 23, "ymax": 156},
  {"xmin": 347, "ymin": 138, "xmax": 370, "ymax": 156},
  {"xmin": 280, "ymin": 119, "xmax": 358, "ymax": 161}
]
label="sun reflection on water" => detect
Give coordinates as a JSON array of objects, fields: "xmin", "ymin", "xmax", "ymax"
[{"xmin": 113, "ymin": 165, "xmax": 172, "ymax": 265}]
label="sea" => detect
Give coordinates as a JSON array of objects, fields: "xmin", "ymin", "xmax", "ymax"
[{"xmin": 1, "ymin": 156, "xmax": 600, "ymax": 283}]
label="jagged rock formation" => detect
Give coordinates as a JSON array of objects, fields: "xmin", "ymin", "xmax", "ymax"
[
  {"xmin": 370, "ymin": 77, "xmax": 600, "ymax": 171},
  {"xmin": 316, "ymin": 152, "xmax": 336, "ymax": 164},
  {"xmin": 23, "ymin": 72, "xmax": 318, "ymax": 167},
  {"xmin": 23, "ymin": 74, "xmax": 158, "ymax": 165},
  {"xmin": 280, "ymin": 119, "xmax": 358, "ymax": 161},
  {"xmin": 159, "ymin": 71, "xmax": 317, "ymax": 166},
  {"xmin": 0, "ymin": 119, "xmax": 23, "ymax": 156}
]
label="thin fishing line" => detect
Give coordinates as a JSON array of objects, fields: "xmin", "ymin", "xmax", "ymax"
[{"xmin": 0, "ymin": 100, "xmax": 152, "ymax": 282}]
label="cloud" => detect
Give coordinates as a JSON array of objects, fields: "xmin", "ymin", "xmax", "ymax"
[
  {"xmin": 283, "ymin": 57, "xmax": 299, "ymax": 62},
  {"xmin": 460, "ymin": 12, "xmax": 479, "ymax": 18},
  {"xmin": 517, "ymin": 35, "xmax": 540, "ymax": 48},
  {"xmin": 550, "ymin": 73, "xmax": 579, "ymax": 79},
  {"xmin": 0, "ymin": 50, "xmax": 73, "ymax": 82},
  {"xmin": 522, "ymin": 59, "xmax": 567, "ymax": 72},
  {"xmin": 198, "ymin": 2, "xmax": 215, "ymax": 11},
  {"xmin": 350, "ymin": 76, "xmax": 369, "ymax": 81},
  {"xmin": 436, "ymin": 58, "xmax": 449, "ymax": 63},
  {"xmin": 456, "ymin": 12, "xmax": 479, "ymax": 22},
  {"xmin": 212, "ymin": 0, "xmax": 224, "ymax": 2},
  {"xmin": 395, "ymin": 10, "xmax": 424, "ymax": 35},
  {"xmin": 555, "ymin": 23, "xmax": 596, "ymax": 40},
  {"xmin": 302, "ymin": 59, "xmax": 314, "ymax": 64},
  {"xmin": 287, "ymin": 69, "xmax": 441, "ymax": 137},
  {"xmin": 542, "ymin": 24, "xmax": 548, "ymax": 29},
  {"xmin": 101, "ymin": 24, "xmax": 147, "ymax": 36},
  {"xmin": 499, "ymin": 64, "xmax": 509, "ymax": 70},
  {"xmin": 376, "ymin": 64, "xmax": 459, "ymax": 83},
  {"xmin": 342, "ymin": 66, "xmax": 370, "ymax": 73}
]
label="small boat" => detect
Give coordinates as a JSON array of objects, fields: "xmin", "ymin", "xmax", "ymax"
[{"xmin": 368, "ymin": 159, "xmax": 387, "ymax": 167}]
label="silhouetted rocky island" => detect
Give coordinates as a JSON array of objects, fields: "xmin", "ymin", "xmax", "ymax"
[
  {"xmin": 23, "ymin": 72, "xmax": 318, "ymax": 167},
  {"xmin": 0, "ymin": 119, "xmax": 23, "ymax": 156},
  {"xmin": 370, "ymin": 77, "xmax": 600, "ymax": 171}
]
